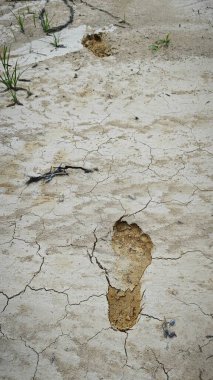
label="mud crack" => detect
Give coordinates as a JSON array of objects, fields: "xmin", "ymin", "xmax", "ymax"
[
  {"xmin": 107, "ymin": 221, "xmax": 153, "ymax": 331},
  {"xmin": 79, "ymin": 0, "xmax": 130, "ymax": 25},
  {"xmin": 39, "ymin": 0, "xmax": 74, "ymax": 34}
]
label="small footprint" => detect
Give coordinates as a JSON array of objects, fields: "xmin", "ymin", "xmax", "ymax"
[{"xmin": 107, "ymin": 220, "xmax": 153, "ymax": 331}]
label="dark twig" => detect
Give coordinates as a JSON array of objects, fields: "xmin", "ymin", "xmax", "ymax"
[{"xmin": 26, "ymin": 164, "xmax": 98, "ymax": 185}]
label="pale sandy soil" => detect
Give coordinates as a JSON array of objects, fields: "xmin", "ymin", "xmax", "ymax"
[{"xmin": 0, "ymin": 1, "xmax": 213, "ymax": 379}]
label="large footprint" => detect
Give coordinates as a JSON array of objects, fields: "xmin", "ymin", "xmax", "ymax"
[{"xmin": 107, "ymin": 220, "xmax": 153, "ymax": 331}]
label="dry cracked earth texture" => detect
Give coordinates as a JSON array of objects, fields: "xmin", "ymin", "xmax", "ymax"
[{"xmin": 0, "ymin": 0, "xmax": 213, "ymax": 379}]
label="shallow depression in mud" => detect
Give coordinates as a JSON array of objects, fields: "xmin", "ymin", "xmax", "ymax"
[
  {"xmin": 107, "ymin": 220, "xmax": 153, "ymax": 331},
  {"xmin": 82, "ymin": 32, "xmax": 111, "ymax": 57}
]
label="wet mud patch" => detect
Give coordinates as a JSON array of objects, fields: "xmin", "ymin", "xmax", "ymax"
[
  {"xmin": 107, "ymin": 221, "xmax": 153, "ymax": 331},
  {"xmin": 82, "ymin": 33, "xmax": 111, "ymax": 57},
  {"xmin": 107, "ymin": 284, "xmax": 141, "ymax": 331}
]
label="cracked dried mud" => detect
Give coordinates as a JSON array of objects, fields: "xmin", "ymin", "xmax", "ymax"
[{"xmin": 0, "ymin": 0, "xmax": 213, "ymax": 379}]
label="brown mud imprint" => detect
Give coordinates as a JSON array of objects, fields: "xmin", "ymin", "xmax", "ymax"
[
  {"xmin": 107, "ymin": 221, "xmax": 153, "ymax": 331},
  {"xmin": 82, "ymin": 33, "xmax": 111, "ymax": 57}
]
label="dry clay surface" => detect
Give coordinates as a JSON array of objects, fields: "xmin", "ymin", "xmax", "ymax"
[{"xmin": 0, "ymin": 0, "xmax": 213, "ymax": 379}]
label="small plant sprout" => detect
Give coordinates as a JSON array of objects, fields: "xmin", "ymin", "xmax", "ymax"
[
  {"xmin": 0, "ymin": 47, "xmax": 22, "ymax": 89},
  {"xmin": 0, "ymin": 45, "xmax": 10, "ymax": 81},
  {"xmin": 8, "ymin": 89, "xmax": 23, "ymax": 106},
  {"xmin": 25, "ymin": 6, "xmax": 37, "ymax": 27},
  {"xmin": 40, "ymin": 10, "xmax": 53, "ymax": 34},
  {"xmin": 149, "ymin": 33, "xmax": 171, "ymax": 52},
  {"xmin": 0, "ymin": 46, "xmax": 31, "ymax": 106},
  {"xmin": 33, "ymin": 13, "xmax": 37, "ymax": 28},
  {"xmin": 50, "ymin": 34, "xmax": 65, "ymax": 48},
  {"xmin": 12, "ymin": 11, "xmax": 25, "ymax": 33}
]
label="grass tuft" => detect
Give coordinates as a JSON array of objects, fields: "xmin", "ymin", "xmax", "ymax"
[
  {"xmin": 0, "ymin": 46, "xmax": 23, "ymax": 89},
  {"xmin": 12, "ymin": 11, "xmax": 25, "ymax": 33},
  {"xmin": 41, "ymin": 10, "xmax": 52, "ymax": 34},
  {"xmin": 0, "ymin": 46, "xmax": 29, "ymax": 106},
  {"xmin": 50, "ymin": 34, "xmax": 65, "ymax": 48},
  {"xmin": 149, "ymin": 33, "xmax": 171, "ymax": 52},
  {"xmin": 7, "ymin": 89, "xmax": 23, "ymax": 107}
]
